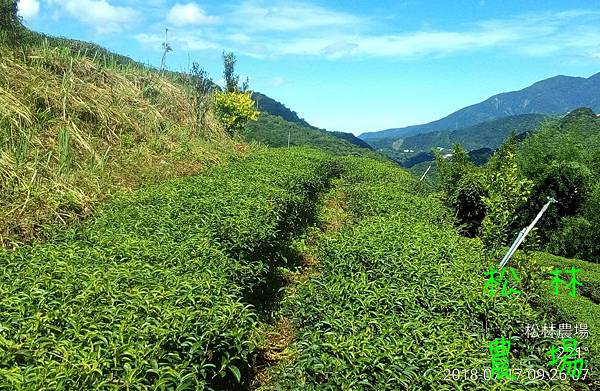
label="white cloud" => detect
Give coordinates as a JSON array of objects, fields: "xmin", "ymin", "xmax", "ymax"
[
  {"xmin": 166, "ymin": 2, "xmax": 219, "ymax": 26},
  {"xmin": 251, "ymin": 28, "xmax": 520, "ymax": 59},
  {"xmin": 48, "ymin": 0, "xmax": 140, "ymax": 34},
  {"xmin": 269, "ymin": 76, "xmax": 287, "ymax": 87},
  {"xmin": 227, "ymin": 33, "xmax": 252, "ymax": 43},
  {"xmin": 68, "ymin": 1, "xmax": 600, "ymax": 64},
  {"xmin": 135, "ymin": 32, "xmax": 218, "ymax": 52},
  {"xmin": 233, "ymin": 1, "xmax": 364, "ymax": 32},
  {"xmin": 221, "ymin": 8, "xmax": 600, "ymax": 61},
  {"xmin": 18, "ymin": 0, "xmax": 40, "ymax": 19}
]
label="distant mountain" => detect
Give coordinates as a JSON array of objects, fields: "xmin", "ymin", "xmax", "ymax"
[
  {"xmin": 402, "ymin": 147, "xmax": 493, "ymax": 169},
  {"xmin": 360, "ymin": 72, "xmax": 600, "ymax": 141},
  {"xmin": 402, "ymin": 113, "xmax": 547, "ymax": 152}
]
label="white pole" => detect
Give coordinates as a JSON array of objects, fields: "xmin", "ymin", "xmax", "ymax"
[
  {"xmin": 420, "ymin": 165, "xmax": 432, "ymax": 181},
  {"xmin": 499, "ymin": 197, "xmax": 557, "ymax": 269}
]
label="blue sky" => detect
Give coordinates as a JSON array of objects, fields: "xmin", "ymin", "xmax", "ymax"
[{"xmin": 17, "ymin": 0, "xmax": 600, "ymax": 134}]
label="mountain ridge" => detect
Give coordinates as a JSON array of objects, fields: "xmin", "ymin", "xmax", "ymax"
[{"xmin": 359, "ymin": 71, "xmax": 600, "ymax": 141}]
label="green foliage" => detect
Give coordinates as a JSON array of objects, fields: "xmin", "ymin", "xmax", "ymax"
[
  {"xmin": 547, "ymin": 216, "xmax": 597, "ymax": 260},
  {"xmin": 450, "ymin": 169, "xmax": 488, "ymax": 237},
  {"xmin": 435, "ymin": 144, "xmax": 472, "ymax": 197},
  {"xmin": 243, "ymin": 113, "xmax": 387, "ymax": 160},
  {"xmin": 548, "ymin": 182, "xmax": 600, "ymax": 261},
  {"xmin": 517, "ymin": 109, "xmax": 600, "ymax": 261},
  {"xmin": 0, "ymin": 148, "xmax": 338, "ymax": 389},
  {"xmin": 213, "ymin": 90, "xmax": 260, "ymax": 136},
  {"xmin": 0, "ymin": 0, "xmax": 22, "ymax": 43},
  {"xmin": 269, "ymin": 157, "xmax": 558, "ymax": 389},
  {"xmin": 214, "ymin": 51, "xmax": 259, "ymax": 135},
  {"xmin": 402, "ymin": 114, "xmax": 547, "ymax": 152},
  {"xmin": 526, "ymin": 161, "xmax": 592, "ymax": 242},
  {"xmin": 435, "ymin": 144, "xmax": 488, "ymax": 235},
  {"xmin": 0, "ymin": 0, "xmax": 19, "ymax": 28},
  {"xmin": 251, "ymin": 92, "xmax": 313, "ymax": 128},
  {"xmin": 533, "ymin": 252, "xmax": 600, "ymax": 371},
  {"xmin": 222, "ymin": 51, "xmax": 240, "ymax": 93},
  {"xmin": 481, "ymin": 138, "xmax": 533, "ymax": 252}
]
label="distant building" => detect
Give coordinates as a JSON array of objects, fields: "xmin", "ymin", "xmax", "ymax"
[
  {"xmin": 402, "ymin": 149, "xmax": 415, "ymax": 153},
  {"xmin": 442, "ymin": 153, "xmax": 453, "ymax": 159}
]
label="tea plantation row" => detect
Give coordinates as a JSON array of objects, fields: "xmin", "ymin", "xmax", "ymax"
[
  {"xmin": 0, "ymin": 148, "xmax": 338, "ymax": 389},
  {"xmin": 272, "ymin": 157, "xmax": 578, "ymax": 390},
  {"xmin": 534, "ymin": 252, "xmax": 600, "ymax": 371}
]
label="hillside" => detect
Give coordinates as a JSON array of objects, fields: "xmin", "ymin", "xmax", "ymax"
[
  {"xmin": 401, "ymin": 113, "xmax": 547, "ymax": 152},
  {"xmin": 516, "ymin": 108, "xmax": 600, "ymax": 257},
  {"xmin": 360, "ymin": 72, "xmax": 600, "ymax": 141},
  {"xmin": 251, "ymin": 92, "xmax": 314, "ymax": 128},
  {"xmin": 329, "ymin": 130, "xmax": 373, "ymax": 149},
  {"xmin": 0, "ymin": 36, "xmax": 244, "ymax": 247},
  {"xmin": 0, "ymin": 19, "xmax": 380, "ymax": 246},
  {"xmin": 250, "ymin": 93, "xmax": 374, "ymax": 151},
  {"xmin": 243, "ymin": 113, "xmax": 384, "ymax": 160},
  {"xmin": 5, "ymin": 147, "xmax": 598, "ymax": 389}
]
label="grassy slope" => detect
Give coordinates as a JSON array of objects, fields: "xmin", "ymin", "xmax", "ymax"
[
  {"xmin": 3, "ymin": 22, "xmax": 598, "ymax": 391},
  {"xmin": 0, "ymin": 39, "xmax": 241, "ymax": 247}
]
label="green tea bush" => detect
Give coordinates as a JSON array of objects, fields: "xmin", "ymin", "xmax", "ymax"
[
  {"xmin": 0, "ymin": 148, "xmax": 337, "ymax": 389},
  {"xmin": 271, "ymin": 157, "xmax": 561, "ymax": 390}
]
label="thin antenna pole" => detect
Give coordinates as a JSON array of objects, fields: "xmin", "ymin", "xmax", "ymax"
[
  {"xmin": 420, "ymin": 165, "xmax": 432, "ymax": 181},
  {"xmin": 160, "ymin": 28, "xmax": 170, "ymax": 71},
  {"xmin": 499, "ymin": 197, "xmax": 557, "ymax": 269}
]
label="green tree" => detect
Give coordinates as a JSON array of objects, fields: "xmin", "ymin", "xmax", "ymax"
[
  {"xmin": 188, "ymin": 62, "xmax": 214, "ymax": 130},
  {"xmin": 436, "ymin": 144, "xmax": 487, "ymax": 236},
  {"xmin": 223, "ymin": 51, "xmax": 240, "ymax": 93},
  {"xmin": 436, "ymin": 144, "xmax": 472, "ymax": 198},
  {"xmin": 549, "ymin": 181, "xmax": 600, "ymax": 262},
  {"xmin": 0, "ymin": 0, "xmax": 22, "ymax": 42},
  {"xmin": 214, "ymin": 52, "xmax": 259, "ymax": 135},
  {"xmin": 481, "ymin": 136, "xmax": 533, "ymax": 252},
  {"xmin": 450, "ymin": 169, "xmax": 488, "ymax": 237}
]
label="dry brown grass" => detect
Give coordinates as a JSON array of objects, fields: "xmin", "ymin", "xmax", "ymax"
[{"xmin": 0, "ymin": 42, "xmax": 245, "ymax": 247}]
